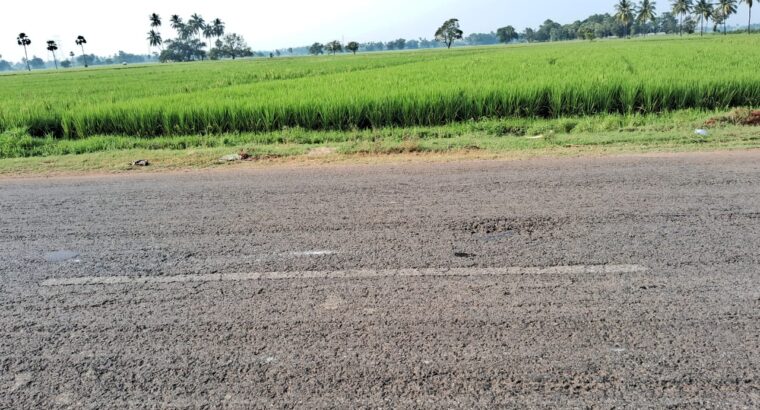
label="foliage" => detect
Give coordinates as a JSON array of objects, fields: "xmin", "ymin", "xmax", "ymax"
[
  {"xmin": 159, "ymin": 39, "xmax": 207, "ymax": 62},
  {"xmin": 346, "ymin": 42, "xmax": 359, "ymax": 54},
  {"xmin": 0, "ymin": 37, "xmax": 758, "ymax": 139},
  {"xmin": 309, "ymin": 42, "xmax": 325, "ymax": 55},
  {"xmin": 496, "ymin": 26, "xmax": 518, "ymax": 43},
  {"xmin": 208, "ymin": 34, "xmax": 252, "ymax": 60},
  {"xmin": 325, "ymin": 40, "xmax": 343, "ymax": 55},
  {"xmin": 435, "ymin": 19, "xmax": 464, "ymax": 48}
]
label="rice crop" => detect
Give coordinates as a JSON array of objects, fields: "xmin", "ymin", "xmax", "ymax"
[{"xmin": 0, "ymin": 35, "xmax": 758, "ymax": 138}]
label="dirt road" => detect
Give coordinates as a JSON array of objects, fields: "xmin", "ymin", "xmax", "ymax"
[{"xmin": 2, "ymin": 152, "xmax": 759, "ymax": 407}]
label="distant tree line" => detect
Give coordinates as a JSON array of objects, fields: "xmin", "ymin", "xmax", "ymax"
[{"xmin": 2, "ymin": 1, "xmax": 755, "ymax": 70}]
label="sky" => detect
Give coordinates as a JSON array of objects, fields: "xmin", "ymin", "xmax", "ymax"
[{"xmin": 0, "ymin": 0, "xmax": 752, "ymax": 62}]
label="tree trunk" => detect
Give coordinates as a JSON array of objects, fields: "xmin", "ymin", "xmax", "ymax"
[
  {"xmin": 23, "ymin": 46, "xmax": 30, "ymax": 71},
  {"xmin": 80, "ymin": 45, "xmax": 88, "ymax": 67},
  {"xmin": 53, "ymin": 52, "xmax": 58, "ymax": 69},
  {"xmin": 750, "ymin": 7, "xmax": 753, "ymax": 34}
]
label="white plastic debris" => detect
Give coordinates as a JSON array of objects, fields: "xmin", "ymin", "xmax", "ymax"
[{"xmin": 694, "ymin": 129, "xmax": 709, "ymax": 136}]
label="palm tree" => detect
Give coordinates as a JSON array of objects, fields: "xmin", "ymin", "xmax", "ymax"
[
  {"xmin": 16, "ymin": 33, "xmax": 32, "ymax": 71},
  {"xmin": 170, "ymin": 15, "xmax": 187, "ymax": 39},
  {"xmin": 695, "ymin": 0, "xmax": 714, "ymax": 35},
  {"xmin": 717, "ymin": 0, "xmax": 739, "ymax": 33},
  {"xmin": 147, "ymin": 30, "xmax": 163, "ymax": 52},
  {"xmin": 672, "ymin": 0, "xmax": 694, "ymax": 35},
  {"xmin": 69, "ymin": 51, "xmax": 75, "ymax": 67},
  {"xmin": 744, "ymin": 0, "xmax": 754, "ymax": 33},
  {"xmin": 615, "ymin": 0, "xmax": 636, "ymax": 37},
  {"xmin": 75, "ymin": 35, "xmax": 88, "ymax": 67},
  {"xmin": 187, "ymin": 13, "xmax": 205, "ymax": 40},
  {"xmin": 46, "ymin": 40, "xmax": 59, "ymax": 69},
  {"xmin": 637, "ymin": 0, "xmax": 658, "ymax": 34},
  {"xmin": 211, "ymin": 18, "xmax": 225, "ymax": 40},
  {"xmin": 150, "ymin": 13, "xmax": 162, "ymax": 28}
]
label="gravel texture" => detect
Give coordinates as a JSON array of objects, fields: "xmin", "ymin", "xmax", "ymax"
[{"xmin": 1, "ymin": 151, "xmax": 760, "ymax": 408}]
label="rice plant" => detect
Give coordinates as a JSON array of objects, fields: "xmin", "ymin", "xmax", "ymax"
[{"xmin": 0, "ymin": 36, "xmax": 758, "ymax": 138}]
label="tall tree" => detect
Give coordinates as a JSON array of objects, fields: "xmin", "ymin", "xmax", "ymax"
[
  {"xmin": 147, "ymin": 30, "xmax": 163, "ymax": 51},
  {"xmin": 46, "ymin": 40, "xmax": 59, "ymax": 69},
  {"xmin": 615, "ymin": 0, "xmax": 636, "ymax": 36},
  {"xmin": 69, "ymin": 51, "xmax": 75, "ymax": 66},
  {"xmin": 435, "ymin": 18, "xmax": 464, "ymax": 49},
  {"xmin": 637, "ymin": 0, "xmax": 658, "ymax": 33},
  {"xmin": 309, "ymin": 42, "xmax": 324, "ymax": 55},
  {"xmin": 496, "ymin": 26, "xmax": 518, "ymax": 43},
  {"xmin": 211, "ymin": 18, "xmax": 225, "ymax": 40},
  {"xmin": 744, "ymin": 0, "xmax": 754, "ymax": 33},
  {"xmin": 325, "ymin": 40, "xmax": 343, "ymax": 55},
  {"xmin": 695, "ymin": 0, "xmax": 714, "ymax": 35},
  {"xmin": 187, "ymin": 14, "xmax": 206, "ymax": 40},
  {"xmin": 75, "ymin": 35, "xmax": 88, "ymax": 67},
  {"xmin": 346, "ymin": 41, "xmax": 359, "ymax": 54},
  {"xmin": 671, "ymin": 0, "xmax": 694, "ymax": 35},
  {"xmin": 170, "ymin": 15, "xmax": 189, "ymax": 39},
  {"xmin": 16, "ymin": 33, "xmax": 31, "ymax": 71},
  {"xmin": 150, "ymin": 13, "xmax": 162, "ymax": 28},
  {"xmin": 717, "ymin": 0, "xmax": 739, "ymax": 33}
]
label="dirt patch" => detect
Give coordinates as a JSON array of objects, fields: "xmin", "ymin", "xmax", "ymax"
[
  {"xmin": 452, "ymin": 216, "xmax": 558, "ymax": 236},
  {"xmin": 706, "ymin": 108, "xmax": 760, "ymax": 127},
  {"xmin": 307, "ymin": 147, "xmax": 336, "ymax": 157}
]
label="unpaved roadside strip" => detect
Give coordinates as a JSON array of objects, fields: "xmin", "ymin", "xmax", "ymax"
[{"xmin": 41, "ymin": 265, "xmax": 647, "ymax": 287}]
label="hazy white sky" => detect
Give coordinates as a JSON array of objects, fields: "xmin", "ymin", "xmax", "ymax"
[{"xmin": 0, "ymin": 0, "xmax": 752, "ymax": 61}]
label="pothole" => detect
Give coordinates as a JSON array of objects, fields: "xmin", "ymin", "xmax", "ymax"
[{"xmin": 452, "ymin": 217, "xmax": 556, "ymax": 239}]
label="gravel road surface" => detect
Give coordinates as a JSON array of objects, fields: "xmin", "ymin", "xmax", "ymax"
[{"xmin": 2, "ymin": 152, "xmax": 760, "ymax": 408}]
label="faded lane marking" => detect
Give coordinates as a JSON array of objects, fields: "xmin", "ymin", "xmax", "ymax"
[
  {"xmin": 290, "ymin": 250, "xmax": 337, "ymax": 257},
  {"xmin": 40, "ymin": 265, "xmax": 647, "ymax": 287}
]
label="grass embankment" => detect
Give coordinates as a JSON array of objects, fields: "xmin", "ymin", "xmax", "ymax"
[{"xmin": 1, "ymin": 110, "xmax": 757, "ymax": 176}]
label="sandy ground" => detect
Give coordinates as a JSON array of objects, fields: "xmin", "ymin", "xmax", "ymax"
[{"xmin": 1, "ymin": 151, "xmax": 759, "ymax": 407}]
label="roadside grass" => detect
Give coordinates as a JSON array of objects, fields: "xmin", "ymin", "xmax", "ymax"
[{"xmin": 1, "ymin": 110, "xmax": 758, "ymax": 176}]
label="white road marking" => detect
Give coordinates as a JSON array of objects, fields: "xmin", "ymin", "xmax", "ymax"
[
  {"xmin": 290, "ymin": 250, "xmax": 337, "ymax": 257},
  {"xmin": 40, "ymin": 265, "xmax": 647, "ymax": 287}
]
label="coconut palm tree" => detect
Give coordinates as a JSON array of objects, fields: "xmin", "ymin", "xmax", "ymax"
[
  {"xmin": 169, "ymin": 15, "xmax": 186, "ymax": 39},
  {"xmin": 150, "ymin": 13, "xmax": 162, "ymax": 28},
  {"xmin": 743, "ymin": 0, "xmax": 754, "ymax": 33},
  {"xmin": 147, "ymin": 30, "xmax": 163, "ymax": 52},
  {"xmin": 211, "ymin": 18, "xmax": 225, "ymax": 40},
  {"xmin": 16, "ymin": 33, "xmax": 32, "ymax": 71},
  {"xmin": 717, "ymin": 0, "xmax": 739, "ymax": 33},
  {"xmin": 637, "ymin": 0, "xmax": 658, "ymax": 34},
  {"xmin": 46, "ymin": 40, "xmax": 59, "ymax": 69},
  {"xmin": 75, "ymin": 35, "xmax": 88, "ymax": 67},
  {"xmin": 615, "ymin": 0, "xmax": 636, "ymax": 36},
  {"xmin": 672, "ymin": 0, "xmax": 694, "ymax": 35},
  {"xmin": 695, "ymin": 0, "xmax": 714, "ymax": 35},
  {"xmin": 187, "ymin": 14, "xmax": 205, "ymax": 40},
  {"xmin": 69, "ymin": 51, "xmax": 75, "ymax": 67}
]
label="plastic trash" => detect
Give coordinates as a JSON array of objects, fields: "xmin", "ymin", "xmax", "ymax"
[{"xmin": 694, "ymin": 129, "xmax": 709, "ymax": 136}]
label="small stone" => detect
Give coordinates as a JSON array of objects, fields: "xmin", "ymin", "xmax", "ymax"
[{"xmin": 219, "ymin": 154, "xmax": 242, "ymax": 162}]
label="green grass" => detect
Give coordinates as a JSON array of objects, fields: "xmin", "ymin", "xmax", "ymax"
[
  {"xmin": 1, "ymin": 36, "xmax": 758, "ymax": 139},
  {"xmin": 0, "ymin": 109, "xmax": 725, "ymax": 158}
]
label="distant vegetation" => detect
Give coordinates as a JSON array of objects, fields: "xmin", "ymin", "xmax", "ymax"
[
  {"xmin": 1, "ymin": 1, "xmax": 756, "ymax": 71},
  {"xmin": 0, "ymin": 37, "xmax": 757, "ymax": 139}
]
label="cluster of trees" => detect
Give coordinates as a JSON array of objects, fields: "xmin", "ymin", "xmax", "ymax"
[
  {"xmin": 610, "ymin": 0, "xmax": 752, "ymax": 37},
  {"xmin": 9, "ymin": 33, "xmax": 90, "ymax": 71},
  {"xmin": 306, "ymin": 19, "xmax": 463, "ymax": 56},
  {"xmin": 3, "ymin": 2, "xmax": 754, "ymax": 71},
  {"xmin": 514, "ymin": 0, "xmax": 754, "ymax": 43},
  {"xmin": 147, "ymin": 13, "xmax": 253, "ymax": 62}
]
